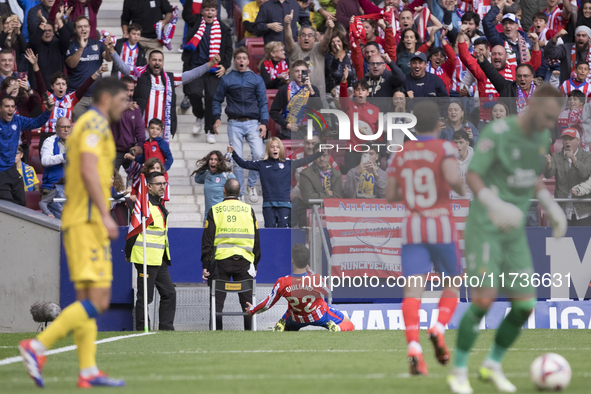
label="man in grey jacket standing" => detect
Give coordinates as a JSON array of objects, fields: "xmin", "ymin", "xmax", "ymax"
[
  {"xmin": 213, "ymin": 47, "xmax": 269, "ymax": 203},
  {"xmin": 543, "ymin": 128, "xmax": 591, "ymax": 226}
]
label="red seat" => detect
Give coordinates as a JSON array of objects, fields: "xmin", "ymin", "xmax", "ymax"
[
  {"xmin": 266, "ymin": 89, "xmax": 279, "ymax": 138},
  {"xmin": 30, "ymin": 154, "xmax": 43, "ymax": 175},
  {"xmin": 234, "ymin": 4, "xmax": 245, "ymax": 42},
  {"xmin": 245, "ymin": 37, "xmax": 265, "ymax": 74},
  {"xmin": 25, "ymin": 191, "xmax": 42, "ymax": 211}
]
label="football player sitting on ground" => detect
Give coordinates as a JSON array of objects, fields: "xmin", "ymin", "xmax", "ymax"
[{"xmin": 245, "ymin": 243, "xmax": 355, "ymax": 332}]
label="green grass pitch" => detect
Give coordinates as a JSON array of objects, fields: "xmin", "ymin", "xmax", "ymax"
[{"xmin": 1, "ymin": 330, "xmax": 589, "ymax": 393}]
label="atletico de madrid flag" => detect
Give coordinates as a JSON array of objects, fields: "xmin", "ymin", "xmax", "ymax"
[{"xmin": 127, "ymin": 174, "xmax": 153, "ymax": 239}]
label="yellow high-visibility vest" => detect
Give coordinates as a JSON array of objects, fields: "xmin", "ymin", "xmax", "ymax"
[
  {"xmin": 211, "ymin": 199, "xmax": 256, "ymax": 263},
  {"xmin": 130, "ymin": 202, "xmax": 170, "ymax": 266}
]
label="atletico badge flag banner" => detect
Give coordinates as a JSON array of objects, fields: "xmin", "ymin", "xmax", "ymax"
[{"xmin": 324, "ymin": 199, "xmax": 470, "ymax": 278}]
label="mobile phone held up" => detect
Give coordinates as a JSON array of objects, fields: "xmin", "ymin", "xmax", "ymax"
[
  {"xmin": 301, "ymin": 70, "xmax": 308, "ymax": 80},
  {"xmin": 361, "ymin": 153, "xmax": 370, "ymax": 164},
  {"xmin": 18, "ymin": 72, "xmax": 26, "ymax": 80}
]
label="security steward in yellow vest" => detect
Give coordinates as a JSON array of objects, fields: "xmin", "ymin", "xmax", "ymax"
[
  {"xmin": 201, "ymin": 178, "xmax": 261, "ymax": 331},
  {"xmin": 125, "ymin": 172, "xmax": 176, "ymax": 331}
]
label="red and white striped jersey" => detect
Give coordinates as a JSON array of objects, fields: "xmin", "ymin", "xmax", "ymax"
[
  {"xmin": 118, "ymin": 41, "xmax": 141, "ymax": 79},
  {"xmin": 387, "ymin": 137, "xmax": 458, "ymax": 245},
  {"xmin": 249, "ymin": 273, "xmax": 330, "ymax": 323},
  {"xmin": 144, "ymin": 73, "xmax": 183, "ymax": 127},
  {"xmin": 40, "ymin": 93, "xmax": 79, "ymax": 133},
  {"xmin": 543, "ymin": 5, "xmax": 565, "ymax": 33},
  {"xmin": 560, "ymin": 78, "xmax": 591, "ymax": 97}
]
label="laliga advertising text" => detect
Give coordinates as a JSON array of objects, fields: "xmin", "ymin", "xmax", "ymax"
[
  {"xmin": 303, "ymin": 272, "xmax": 572, "ymax": 291},
  {"xmin": 308, "ymin": 110, "xmax": 417, "ymax": 153}
]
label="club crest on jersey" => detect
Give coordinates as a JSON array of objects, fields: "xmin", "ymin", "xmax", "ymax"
[
  {"xmin": 279, "ymin": 163, "xmax": 284, "ymax": 169},
  {"xmin": 151, "ymin": 146, "xmax": 157, "ymax": 152},
  {"xmin": 215, "ymin": 177, "xmax": 221, "ymax": 183},
  {"xmin": 11, "ymin": 125, "xmax": 16, "ymax": 130},
  {"xmin": 92, "ymin": 45, "xmax": 98, "ymax": 51}
]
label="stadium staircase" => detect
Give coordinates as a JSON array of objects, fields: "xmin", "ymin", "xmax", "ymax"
[{"xmin": 98, "ymin": 0, "xmax": 264, "ymax": 228}]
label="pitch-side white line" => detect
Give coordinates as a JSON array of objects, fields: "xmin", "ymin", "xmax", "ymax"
[{"xmin": 0, "ymin": 332, "xmax": 155, "ymax": 366}]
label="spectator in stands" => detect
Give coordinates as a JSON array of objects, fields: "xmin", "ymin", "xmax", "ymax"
[
  {"xmin": 27, "ymin": 0, "xmax": 61, "ymax": 39},
  {"xmin": 22, "ymin": 0, "xmax": 43, "ymax": 41},
  {"xmin": 130, "ymin": 157, "xmax": 165, "ymax": 204},
  {"xmin": 460, "ymin": 11, "xmax": 483, "ymax": 49},
  {"xmin": 397, "ymin": 28, "xmax": 424, "ymax": 75},
  {"xmin": 438, "ymin": 100, "xmax": 479, "ymax": 146},
  {"xmin": 192, "ymin": 150, "xmax": 236, "ymax": 225},
  {"xmin": 15, "ymin": 146, "xmax": 39, "ymax": 192},
  {"xmin": 483, "ymin": 0, "xmax": 533, "ymax": 65},
  {"xmin": 325, "ymin": 30, "xmax": 355, "ymax": 97},
  {"xmin": 336, "ymin": 0, "xmax": 363, "ymax": 29},
  {"xmin": 66, "ymin": 16, "xmax": 112, "ymax": 121},
  {"xmin": 212, "ymin": 47, "xmax": 268, "ymax": 202},
  {"xmin": 285, "ymin": 13, "xmax": 333, "ymax": 103},
  {"xmin": 0, "ymin": 95, "xmax": 52, "ymax": 206},
  {"xmin": 253, "ymin": 0, "xmax": 307, "ymax": 45},
  {"xmin": 546, "ymin": 27, "xmax": 591, "ymax": 85},
  {"xmin": 313, "ymin": 0, "xmax": 336, "ymax": 28},
  {"xmin": 181, "ymin": 0, "xmax": 233, "ymax": 142},
  {"xmin": 50, "ymin": 0, "xmax": 102, "ymax": 40},
  {"xmin": 404, "ymin": 52, "xmax": 449, "ymax": 98},
  {"xmin": 28, "ymin": 6, "xmax": 70, "ymax": 91},
  {"xmin": 343, "ymin": 145, "xmax": 387, "ymax": 199},
  {"xmin": 558, "ymin": 90, "xmax": 586, "ymax": 148},
  {"xmin": 260, "ymin": 41, "xmax": 290, "ymax": 89},
  {"xmin": 491, "ymin": 101, "xmax": 509, "ymax": 120},
  {"xmin": 27, "ymin": 48, "xmax": 108, "ymax": 137},
  {"xmin": 0, "ymin": 14, "xmax": 26, "ymax": 72},
  {"xmin": 0, "ymin": 49, "xmax": 17, "ymax": 83},
  {"xmin": 40, "ymin": 117, "xmax": 70, "ymax": 197},
  {"xmin": 475, "ymin": 54, "xmax": 538, "ymax": 115},
  {"xmin": 111, "ymin": 45, "xmax": 221, "ymax": 142},
  {"xmin": 230, "ymin": 137, "xmax": 322, "ymax": 227},
  {"xmin": 269, "ymin": 60, "xmax": 320, "ymax": 139},
  {"xmin": 111, "ymin": 171, "xmax": 130, "ymax": 201},
  {"xmin": 362, "ymin": 53, "xmax": 406, "ymax": 103},
  {"xmin": 126, "ymin": 118, "xmax": 174, "ymax": 172},
  {"xmin": 544, "ymin": 128, "xmax": 591, "ymax": 226},
  {"xmin": 566, "ymin": 0, "xmax": 591, "ymax": 43},
  {"xmin": 111, "ymin": 23, "xmax": 147, "ymax": 79},
  {"xmin": 38, "ymin": 176, "xmax": 65, "ymax": 218},
  {"xmin": 450, "ymin": 130, "xmax": 474, "ymax": 200},
  {"xmin": 242, "ymin": 0, "xmax": 267, "ymax": 43},
  {"xmin": 299, "ymin": 144, "xmax": 343, "ymax": 220},
  {"xmin": 0, "ymin": 75, "xmax": 43, "ymax": 161},
  {"xmin": 121, "ymin": 0, "xmax": 173, "ymax": 54},
  {"xmin": 112, "ymin": 76, "xmax": 146, "ymax": 171}
]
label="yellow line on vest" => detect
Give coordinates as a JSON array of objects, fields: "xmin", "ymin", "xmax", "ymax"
[{"xmin": 0, "ymin": 332, "xmax": 156, "ymax": 366}]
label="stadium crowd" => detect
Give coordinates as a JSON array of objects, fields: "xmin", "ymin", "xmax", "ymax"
[{"xmin": 1, "ymin": 0, "xmax": 591, "ymax": 228}]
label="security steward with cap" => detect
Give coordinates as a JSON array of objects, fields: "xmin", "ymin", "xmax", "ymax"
[
  {"xmin": 202, "ymin": 178, "xmax": 261, "ymax": 330},
  {"xmin": 125, "ymin": 171, "xmax": 176, "ymax": 331}
]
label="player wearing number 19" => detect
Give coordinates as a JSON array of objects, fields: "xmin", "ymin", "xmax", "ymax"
[
  {"xmin": 386, "ymin": 100, "xmax": 466, "ymax": 376},
  {"xmin": 201, "ymin": 178, "xmax": 261, "ymax": 330},
  {"xmin": 448, "ymin": 85, "xmax": 568, "ymax": 394},
  {"xmin": 19, "ymin": 77, "xmax": 129, "ymax": 388}
]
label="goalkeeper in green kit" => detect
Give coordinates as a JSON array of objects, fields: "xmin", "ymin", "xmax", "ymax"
[{"xmin": 447, "ymin": 86, "xmax": 568, "ymax": 394}]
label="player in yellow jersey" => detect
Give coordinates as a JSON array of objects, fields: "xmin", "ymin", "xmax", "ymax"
[{"xmin": 19, "ymin": 77, "xmax": 129, "ymax": 389}]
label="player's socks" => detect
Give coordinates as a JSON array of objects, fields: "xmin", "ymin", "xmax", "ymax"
[
  {"xmin": 437, "ymin": 289, "xmax": 458, "ymax": 326},
  {"xmin": 74, "ymin": 318, "xmax": 98, "ymax": 370},
  {"xmin": 488, "ymin": 298, "xmax": 536, "ymax": 363},
  {"xmin": 37, "ymin": 300, "xmax": 100, "ymax": 349},
  {"xmin": 454, "ymin": 303, "xmax": 487, "ymax": 368},
  {"xmin": 402, "ymin": 298, "xmax": 421, "ymax": 344},
  {"xmin": 338, "ymin": 321, "xmax": 355, "ymax": 331}
]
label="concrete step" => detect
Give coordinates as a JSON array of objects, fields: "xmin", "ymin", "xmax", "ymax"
[
  {"xmin": 170, "ymin": 185, "xmax": 193, "ymax": 195},
  {"xmin": 168, "ymin": 194, "xmax": 196, "ymax": 205},
  {"xmin": 168, "ymin": 176, "xmax": 192, "ymax": 186},
  {"xmin": 169, "ymin": 221, "xmax": 203, "ymax": 228},
  {"xmin": 169, "ymin": 212, "xmax": 202, "ymax": 222},
  {"xmin": 168, "ymin": 167, "xmax": 189, "ymax": 177},
  {"xmin": 170, "ymin": 159, "xmax": 188, "ymax": 169},
  {"xmin": 166, "ymin": 203, "xmax": 200, "ymax": 213}
]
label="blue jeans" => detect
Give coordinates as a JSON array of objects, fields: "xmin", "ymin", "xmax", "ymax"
[{"xmin": 228, "ymin": 119, "xmax": 264, "ymax": 195}]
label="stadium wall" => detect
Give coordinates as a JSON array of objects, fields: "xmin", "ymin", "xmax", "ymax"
[{"xmin": 0, "ymin": 200, "xmax": 61, "ymax": 333}]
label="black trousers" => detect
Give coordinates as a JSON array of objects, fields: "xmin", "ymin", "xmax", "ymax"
[
  {"xmin": 114, "ymin": 151, "xmax": 133, "ymax": 172},
  {"xmin": 208, "ymin": 257, "xmax": 253, "ymax": 330},
  {"xmin": 134, "ymin": 263, "xmax": 176, "ymax": 331},
  {"xmin": 0, "ymin": 164, "xmax": 26, "ymax": 206},
  {"xmin": 188, "ymin": 72, "xmax": 221, "ymax": 134}
]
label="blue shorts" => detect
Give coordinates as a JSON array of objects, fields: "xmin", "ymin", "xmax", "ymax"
[
  {"xmin": 284, "ymin": 306, "xmax": 344, "ymax": 331},
  {"xmin": 401, "ymin": 242, "xmax": 461, "ymax": 277}
]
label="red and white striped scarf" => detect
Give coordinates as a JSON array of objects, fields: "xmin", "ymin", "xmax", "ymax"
[
  {"xmin": 185, "ymin": 17, "xmax": 221, "ymax": 62},
  {"xmin": 263, "ymin": 59, "xmax": 289, "ymax": 79},
  {"xmin": 484, "ymin": 66, "xmax": 514, "ymax": 96},
  {"xmin": 570, "ymin": 45, "xmax": 591, "ymax": 81},
  {"xmin": 451, "ymin": 55, "xmax": 467, "ymax": 92},
  {"xmin": 415, "ymin": 7, "xmax": 431, "ymax": 42}
]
